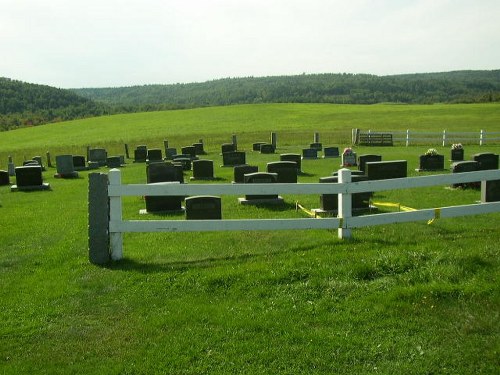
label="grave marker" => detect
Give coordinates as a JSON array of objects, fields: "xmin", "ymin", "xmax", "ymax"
[
  {"xmin": 280, "ymin": 153, "xmax": 302, "ymax": 173},
  {"xmin": 310, "ymin": 142, "xmax": 322, "ymax": 151},
  {"xmin": 266, "ymin": 161, "xmax": 298, "ymax": 183},
  {"xmin": 323, "ymin": 147, "xmax": 340, "ymax": 158},
  {"xmin": 473, "ymin": 153, "xmax": 499, "ymax": 170},
  {"xmin": 0, "ymin": 170, "xmax": 10, "ymax": 186},
  {"xmin": 11, "ymin": 166, "xmax": 50, "ymax": 191},
  {"xmin": 451, "ymin": 161, "xmax": 480, "ymax": 188},
  {"xmin": 317, "ymin": 175, "xmax": 372, "ymax": 212},
  {"xmin": 239, "ymin": 172, "xmax": 283, "ymax": 204},
  {"xmin": 134, "ymin": 146, "xmax": 147, "ymax": 163},
  {"xmin": 366, "ymin": 160, "xmax": 407, "ymax": 180},
  {"xmin": 185, "ymin": 196, "xmax": 222, "ymax": 220},
  {"xmin": 222, "ymin": 151, "xmax": 246, "ymax": 167},
  {"xmin": 8, "ymin": 156, "xmax": 15, "ymax": 176},
  {"xmin": 106, "ymin": 156, "xmax": 122, "ymax": 168},
  {"xmin": 358, "ymin": 154, "xmax": 382, "ymax": 173},
  {"xmin": 89, "ymin": 148, "xmax": 108, "ymax": 166},
  {"xmin": 221, "ymin": 143, "xmax": 236, "ymax": 154},
  {"xmin": 302, "ymin": 148, "xmax": 318, "ymax": 159},
  {"xmin": 72, "ymin": 155, "xmax": 87, "ymax": 171},
  {"xmin": 341, "ymin": 148, "xmax": 357, "ymax": 166},
  {"xmin": 253, "ymin": 142, "xmax": 267, "ymax": 151},
  {"xmin": 181, "ymin": 146, "xmax": 197, "ymax": 159},
  {"xmin": 191, "ymin": 159, "xmax": 215, "ymax": 180},
  {"xmin": 233, "ymin": 165, "xmax": 258, "ymax": 183},
  {"xmin": 55, "ymin": 155, "xmax": 79, "ymax": 178},
  {"xmin": 147, "ymin": 149, "xmax": 163, "ymax": 163},
  {"xmin": 481, "ymin": 179, "xmax": 500, "ymax": 202},
  {"xmin": 259, "ymin": 143, "xmax": 275, "ymax": 154}
]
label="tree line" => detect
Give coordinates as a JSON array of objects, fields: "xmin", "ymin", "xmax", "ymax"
[{"xmin": 2, "ymin": 70, "xmax": 499, "ymax": 131}]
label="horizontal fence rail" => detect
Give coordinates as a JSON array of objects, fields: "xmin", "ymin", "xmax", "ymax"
[
  {"xmin": 88, "ymin": 168, "xmax": 500, "ymax": 264},
  {"xmin": 356, "ymin": 130, "xmax": 500, "ymax": 146}
]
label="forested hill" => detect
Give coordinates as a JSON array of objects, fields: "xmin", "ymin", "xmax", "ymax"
[
  {"xmin": 73, "ymin": 70, "xmax": 500, "ymax": 110},
  {"xmin": 0, "ymin": 77, "xmax": 108, "ymax": 130}
]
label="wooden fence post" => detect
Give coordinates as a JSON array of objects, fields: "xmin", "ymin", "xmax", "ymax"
[
  {"xmin": 88, "ymin": 172, "xmax": 110, "ymax": 265},
  {"xmin": 109, "ymin": 169, "xmax": 124, "ymax": 260},
  {"xmin": 338, "ymin": 168, "xmax": 352, "ymax": 239}
]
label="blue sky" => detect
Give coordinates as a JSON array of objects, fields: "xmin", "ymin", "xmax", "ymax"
[{"xmin": 1, "ymin": 0, "xmax": 499, "ymax": 88}]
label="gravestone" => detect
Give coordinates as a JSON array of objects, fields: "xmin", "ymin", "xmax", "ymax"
[
  {"xmin": 270, "ymin": 132, "xmax": 277, "ymax": 149},
  {"xmin": 23, "ymin": 160, "xmax": 39, "ymax": 167},
  {"xmin": 341, "ymin": 150, "xmax": 357, "ymax": 167},
  {"xmin": 46, "ymin": 152, "xmax": 52, "ymax": 168},
  {"xmin": 358, "ymin": 154, "xmax": 382, "ymax": 173},
  {"xmin": 266, "ymin": 161, "xmax": 298, "ymax": 183},
  {"xmin": 144, "ymin": 182, "xmax": 184, "ymax": 213},
  {"xmin": 134, "ymin": 146, "xmax": 148, "ymax": 163},
  {"xmin": 0, "ymin": 170, "xmax": 10, "ymax": 186},
  {"xmin": 165, "ymin": 148, "xmax": 177, "ymax": 160},
  {"xmin": 302, "ymin": 148, "xmax": 318, "ymax": 159},
  {"xmin": 451, "ymin": 148, "xmax": 464, "ymax": 161},
  {"xmin": 473, "ymin": 153, "xmax": 499, "ymax": 170},
  {"xmin": 147, "ymin": 162, "xmax": 183, "ymax": 184},
  {"xmin": 233, "ymin": 165, "xmax": 258, "ymax": 183},
  {"xmin": 72, "ymin": 155, "xmax": 87, "ymax": 171},
  {"xmin": 221, "ymin": 143, "xmax": 236, "ymax": 154},
  {"xmin": 259, "ymin": 143, "xmax": 275, "ymax": 154},
  {"xmin": 222, "ymin": 151, "xmax": 246, "ymax": 167},
  {"xmin": 239, "ymin": 172, "xmax": 283, "ymax": 204},
  {"xmin": 323, "ymin": 147, "xmax": 340, "ymax": 158},
  {"xmin": 191, "ymin": 159, "xmax": 215, "ymax": 180},
  {"xmin": 185, "ymin": 196, "xmax": 222, "ymax": 220},
  {"xmin": 89, "ymin": 148, "xmax": 108, "ymax": 166},
  {"xmin": 310, "ymin": 142, "xmax": 322, "ymax": 151},
  {"xmin": 173, "ymin": 157, "xmax": 191, "ymax": 171},
  {"xmin": 32, "ymin": 156, "xmax": 45, "ymax": 171},
  {"xmin": 8, "ymin": 156, "xmax": 15, "ymax": 176},
  {"xmin": 106, "ymin": 156, "xmax": 122, "ymax": 168},
  {"xmin": 418, "ymin": 154, "xmax": 444, "ymax": 171},
  {"xmin": 280, "ymin": 153, "xmax": 302, "ymax": 173},
  {"xmin": 481, "ymin": 179, "xmax": 500, "ymax": 202},
  {"xmin": 147, "ymin": 149, "xmax": 163, "ymax": 163},
  {"xmin": 451, "ymin": 161, "xmax": 480, "ymax": 188},
  {"xmin": 365, "ymin": 160, "xmax": 407, "ymax": 180},
  {"xmin": 181, "ymin": 146, "xmax": 197, "ymax": 159},
  {"xmin": 124, "ymin": 144, "xmax": 130, "ymax": 159},
  {"xmin": 55, "ymin": 155, "xmax": 79, "ymax": 178},
  {"xmin": 192, "ymin": 142, "xmax": 205, "ymax": 155},
  {"xmin": 317, "ymin": 175, "xmax": 372, "ymax": 212},
  {"xmin": 253, "ymin": 142, "xmax": 267, "ymax": 151},
  {"xmin": 11, "ymin": 166, "xmax": 50, "ymax": 191}
]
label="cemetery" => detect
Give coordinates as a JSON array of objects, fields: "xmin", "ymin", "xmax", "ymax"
[{"xmin": 1, "ymin": 104, "xmax": 500, "ymax": 374}]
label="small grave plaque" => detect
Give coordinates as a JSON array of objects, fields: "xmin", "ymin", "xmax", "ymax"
[
  {"xmin": 302, "ymin": 148, "xmax": 318, "ymax": 159},
  {"xmin": 366, "ymin": 160, "xmax": 407, "ymax": 180},
  {"xmin": 259, "ymin": 144, "xmax": 275, "ymax": 154},
  {"xmin": 11, "ymin": 166, "xmax": 50, "ymax": 191},
  {"xmin": 89, "ymin": 148, "xmax": 108, "ymax": 166},
  {"xmin": 106, "ymin": 156, "xmax": 122, "ymax": 168},
  {"xmin": 323, "ymin": 147, "xmax": 339, "ymax": 158},
  {"xmin": 473, "ymin": 153, "xmax": 499, "ymax": 170},
  {"xmin": 358, "ymin": 154, "xmax": 382, "ymax": 173},
  {"xmin": 233, "ymin": 165, "xmax": 258, "ymax": 183},
  {"xmin": 185, "ymin": 196, "xmax": 222, "ymax": 220},
  {"xmin": 253, "ymin": 142, "xmax": 267, "ymax": 151},
  {"xmin": 55, "ymin": 155, "xmax": 79, "ymax": 178},
  {"xmin": 280, "ymin": 153, "xmax": 302, "ymax": 173},
  {"xmin": 240, "ymin": 172, "xmax": 283, "ymax": 204},
  {"xmin": 72, "ymin": 155, "xmax": 87, "ymax": 171},
  {"xmin": 147, "ymin": 149, "xmax": 163, "ymax": 163},
  {"xmin": 191, "ymin": 160, "xmax": 215, "ymax": 180},
  {"xmin": 266, "ymin": 161, "xmax": 298, "ymax": 183},
  {"xmin": 222, "ymin": 151, "xmax": 246, "ymax": 167},
  {"xmin": 0, "ymin": 170, "xmax": 10, "ymax": 186}
]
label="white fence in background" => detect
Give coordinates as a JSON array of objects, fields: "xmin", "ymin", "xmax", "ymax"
[
  {"xmin": 88, "ymin": 168, "xmax": 500, "ymax": 264},
  {"xmin": 358, "ymin": 130, "xmax": 500, "ymax": 146}
]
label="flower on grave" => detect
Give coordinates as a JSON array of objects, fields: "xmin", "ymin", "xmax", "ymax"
[
  {"xmin": 343, "ymin": 147, "xmax": 354, "ymax": 156},
  {"xmin": 451, "ymin": 143, "xmax": 463, "ymax": 150},
  {"xmin": 424, "ymin": 148, "xmax": 439, "ymax": 156}
]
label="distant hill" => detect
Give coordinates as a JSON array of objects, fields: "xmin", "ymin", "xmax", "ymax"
[
  {"xmin": 73, "ymin": 70, "xmax": 500, "ymax": 111},
  {"xmin": 0, "ymin": 77, "xmax": 108, "ymax": 130}
]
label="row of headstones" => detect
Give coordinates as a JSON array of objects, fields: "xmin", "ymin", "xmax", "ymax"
[{"xmin": 417, "ymin": 151, "xmax": 499, "ymax": 172}]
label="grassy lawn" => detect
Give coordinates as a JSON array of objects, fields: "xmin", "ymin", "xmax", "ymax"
[{"xmin": 1, "ymin": 103, "xmax": 499, "ymax": 374}]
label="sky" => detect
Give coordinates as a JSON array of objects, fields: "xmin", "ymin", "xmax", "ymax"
[{"xmin": 1, "ymin": 0, "xmax": 499, "ymax": 88}]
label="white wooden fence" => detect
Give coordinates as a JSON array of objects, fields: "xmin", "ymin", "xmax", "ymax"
[
  {"xmin": 88, "ymin": 168, "xmax": 500, "ymax": 264},
  {"xmin": 357, "ymin": 130, "xmax": 500, "ymax": 146}
]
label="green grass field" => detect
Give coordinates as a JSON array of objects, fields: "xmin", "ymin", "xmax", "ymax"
[{"xmin": 1, "ymin": 103, "xmax": 499, "ymax": 374}]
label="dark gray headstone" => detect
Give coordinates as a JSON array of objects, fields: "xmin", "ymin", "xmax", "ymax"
[
  {"xmin": 233, "ymin": 165, "xmax": 258, "ymax": 183},
  {"xmin": 473, "ymin": 153, "xmax": 499, "ymax": 170},
  {"xmin": 341, "ymin": 151, "xmax": 357, "ymax": 167},
  {"xmin": 244, "ymin": 172, "xmax": 278, "ymax": 201},
  {"xmin": 147, "ymin": 162, "xmax": 183, "ymax": 184},
  {"xmin": 253, "ymin": 142, "xmax": 267, "ymax": 151},
  {"xmin": 147, "ymin": 149, "xmax": 163, "ymax": 163},
  {"xmin": 192, "ymin": 160, "xmax": 215, "ymax": 180},
  {"xmin": 145, "ymin": 182, "xmax": 184, "ymax": 213},
  {"xmin": 418, "ymin": 154, "xmax": 444, "ymax": 171},
  {"xmin": 106, "ymin": 156, "xmax": 121, "ymax": 168},
  {"xmin": 280, "ymin": 154, "xmax": 301, "ymax": 173},
  {"xmin": 323, "ymin": 147, "xmax": 339, "ymax": 158},
  {"xmin": 181, "ymin": 146, "xmax": 197, "ymax": 159},
  {"xmin": 451, "ymin": 161, "xmax": 480, "ymax": 188},
  {"xmin": 310, "ymin": 142, "xmax": 322, "ymax": 151},
  {"xmin": 89, "ymin": 148, "xmax": 108, "ymax": 166},
  {"xmin": 56, "ymin": 154, "xmax": 78, "ymax": 177},
  {"xmin": 192, "ymin": 143, "xmax": 205, "ymax": 155},
  {"xmin": 319, "ymin": 175, "xmax": 372, "ymax": 211},
  {"xmin": 366, "ymin": 160, "xmax": 407, "ymax": 180},
  {"xmin": 266, "ymin": 161, "xmax": 298, "ymax": 183},
  {"xmin": 481, "ymin": 179, "xmax": 500, "ymax": 202},
  {"xmin": 222, "ymin": 151, "xmax": 246, "ymax": 167},
  {"xmin": 134, "ymin": 148, "xmax": 147, "ymax": 163},
  {"xmin": 0, "ymin": 170, "xmax": 10, "ymax": 186},
  {"xmin": 451, "ymin": 148, "xmax": 464, "ymax": 161},
  {"xmin": 185, "ymin": 196, "xmax": 222, "ymax": 220},
  {"xmin": 165, "ymin": 148, "xmax": 177, "ymax": 160},
  {"xmin": 358, "ymin": 154, "xmax": 382, "ymax": 173},
  {"xmin": 302, "ymin": 148, "xmax": 318, "ymax": 159},
  {"xmin": 173, "ymin": 158, "xmax": 191, "ymax": 171},
  {"xmin": 259, "ymin": 144, "xmax": 275, "ymax": 154},
  {"xmin": 12, "ymin": 166, "xmax": 50, "ymax": 191},
  {"xmin": 72, "ymin": 155, "xmax": 87, "ymax": 170}
]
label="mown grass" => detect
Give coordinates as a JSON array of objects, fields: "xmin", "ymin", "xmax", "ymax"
[{"xmin": 1, "ymin": 103, "xmax": 499, "ymax": 374}]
